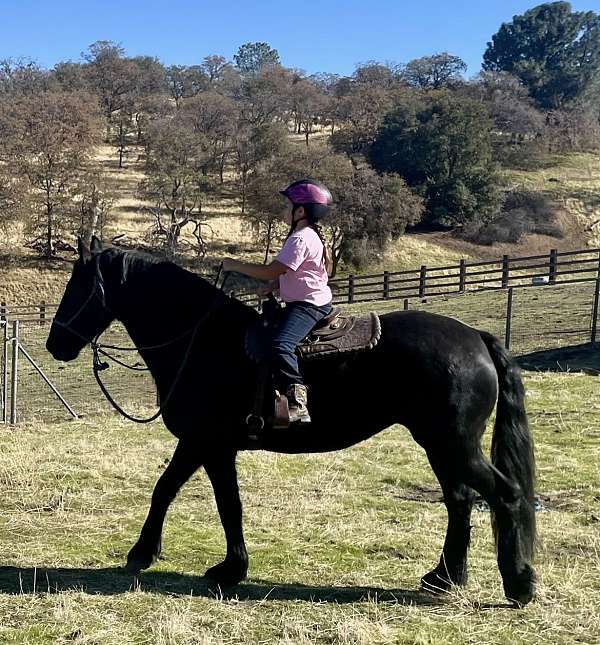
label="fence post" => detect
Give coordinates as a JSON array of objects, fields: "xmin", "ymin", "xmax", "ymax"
[
  {"xmin": 383, "ymin": 271, "xmax": 390, "ymax": 300},
  {"xmin": 403, "ymin": 299, "xmax": 409, "ymax": 311},
  {"xmin": 1, "ymin": 321, "xmax": 6, "ymax": 423},
  {"xmin": 348, "ymin": 274, "xmax": 355, "ymax": 304},
  {"xmin": 591, "ymin": 276, "xmax": 600, "ymax": 345},
  {"xmin": 40, "ymin": 301, "xmax": 46, "ymax": 326},
  {"xmin": 459, "ymin": 259, "xmax": 466, "ymax": 292},
  {"xmin": 10, "ymin": 320, "xmax": 18, "ymax": 425},
  {"xmin": 549, "ymin": 249, "xmax": 558, "ymax": 284},
  {"xmin": 504, "ymin": 288, "xmax": 514, "ymax": 351},
  {"xmin": 419, "ymin": 265, "xmax": 427, "ymax": 298},
  {"xmin": 501, "ymin": 255, "xmax": 510, "ymax": 288}
]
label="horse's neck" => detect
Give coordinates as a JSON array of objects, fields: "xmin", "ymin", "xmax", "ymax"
[
  {"xmin": 115, "ymin": 262, "xmax": 215, "ymax": 346},
  {"xmin": 110, "ymin": 260, "xmax": 254, "ymax": 374}
]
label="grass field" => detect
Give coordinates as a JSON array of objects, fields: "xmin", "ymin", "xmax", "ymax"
[
  {"xmin": 0, "ymin": 279, "xmax": 599, "ymax": 643},
  {"xmin": 0, "ymin": 369, "xmax": 598, "ymax": 644}
]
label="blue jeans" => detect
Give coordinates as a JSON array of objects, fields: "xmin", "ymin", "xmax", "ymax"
[{"xmin": 270, "ymin": 300, "xmax": 332, "ymax": 391}]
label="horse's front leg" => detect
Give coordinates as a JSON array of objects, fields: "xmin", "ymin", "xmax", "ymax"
[
  {"xmin": 125, "ymin": 439, "xmax": 202, "ymax": 573},
  {"xmin": 203, "ymin": 451, "xmax": 248, "ymax": 586}
]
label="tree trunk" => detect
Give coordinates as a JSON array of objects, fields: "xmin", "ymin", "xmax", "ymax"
[
  {"xmin": 330, "ymin": 240, "xmax": 343, "ymax": 278},
  {"xmin": 263, "ymin": 221, "xmax": 273, "ymax": 264},
  {"xmin": 241, "ymin": 173, "xmax": 247, "ymax": 214},
  {"xmin": 86, "ymin": 202, "xmax": 99, "ymax": 246},
  {"xmin": 46, "ymin": 203, "xmax": 54, "ymax": 259},
  {"xmin": 118, "ymin": 121, "xmax": 125, "ymax": 169}
]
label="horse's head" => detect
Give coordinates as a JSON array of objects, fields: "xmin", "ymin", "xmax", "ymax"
[{"xmin": 46, "ymin": 236, "xmax": 116, "ymax": 362}]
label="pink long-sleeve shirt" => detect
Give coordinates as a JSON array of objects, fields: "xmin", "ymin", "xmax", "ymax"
[{"xmin": 276, "ymin": 227, "xmax": 332, "ymax": 306}]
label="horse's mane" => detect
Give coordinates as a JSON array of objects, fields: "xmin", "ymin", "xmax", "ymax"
[
  {"xmin": 104, "ymin": 246, "xmax": 210, "ymax": 291},
  {"xmin": 103, "ymin": 246, "xmax": 256, "ymax": 320}
]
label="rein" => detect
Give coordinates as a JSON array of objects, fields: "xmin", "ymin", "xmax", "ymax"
[
  {"xmin": 54, "ymin": 259, "xmax": 230, "ymax": 424},
  {"xmin": 92, "ymin": 292, "xmax": 225, "ymax": 424}
]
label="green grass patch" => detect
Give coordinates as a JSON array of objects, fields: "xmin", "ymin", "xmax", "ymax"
[{"xmin": 0, "ymin": 371, "xmax": 598, "ymax": 643}]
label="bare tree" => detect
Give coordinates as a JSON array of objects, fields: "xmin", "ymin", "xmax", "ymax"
[
  {"xmin": 52, "ymin": 61, "xmax": 88, "ymax": 91},
  {"xmin": 0, "ymin": 164, "xmax": 25, "ymax": 238},
  {"xmin": 83, "ymin": 41, "xmax": 138, "ymax": 140},
  {"xmin": 134, "ymin": 93, "xmax": 174, "ymax": 143},
  {"xmin": 403, "ymin": 53, "xmax": 467, "ymax": 89},
  {"xmin": 330, "ymin": 84, "xmax": 396, "ymax": 155},
  {"xmin": 0, "ymin": 91, "xmax": 103, "ymax": 257},
  {"xmin": 165, "ymin": 65, "xmax": 208, "ymax": 107},
  {"xmin": 234, "ymin": 122, "xmax": 287, "ymax": 214},
  {"xmin": 139, "ymin": 115, "xmax": 213, "ymax": 257},
  {"xmin": 114, "ymin": 103, "xmax": 135, "ymax": 168},
  {"xmin": 237, "ymin": 66, "xmax": 293, "ymax": 127},
  {"xmin": 201, "ymin": 55, "xmax": 233, "ymax": 83},
  {"xmin": 181, "ymin": 91, "xmax": 237, "ymax": 182},
  {"xmin": 297, "ymin": 81, "xmax": 327, "ymax": 146},
  {"xmin": 76, "ymin": 172, "xmax": 115, "ymax": 244},
  {"xmin": 0, "ymin": 59, "xmax": 52, "ymax": 96},
  {"xmin": 353, "ymin": 61, "xmax": 402, "ymax": 88}
]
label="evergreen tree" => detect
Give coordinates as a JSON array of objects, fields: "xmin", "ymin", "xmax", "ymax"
[{"xmin": 483, "ymin": 2, "xmax": 600, "ymax": 108}]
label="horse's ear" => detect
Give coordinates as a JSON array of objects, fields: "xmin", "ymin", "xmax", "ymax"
[
  {"xmin": 77, "ymin": 236, "xmax": 91, "ymax": 263},
  {"xmin": 90, "ymin": 235, "xmax": 103, "ymax": 255}
]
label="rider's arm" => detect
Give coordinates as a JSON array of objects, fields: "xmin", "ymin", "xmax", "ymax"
[{"xmin": 223, "ymin": 259, "xmax": 288, "ymax": 281}]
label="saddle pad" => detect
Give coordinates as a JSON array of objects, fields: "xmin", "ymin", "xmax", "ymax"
[
  {"xmin": 298, "ymin": 312, "xmax": 381, "ymax": 359},
  {"xmin": 245, "ymin": 312, "xmax": 381, "ymax": 363}
]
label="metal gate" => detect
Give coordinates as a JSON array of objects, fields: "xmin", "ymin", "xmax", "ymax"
[{"xmin": 0, "ymin": 320, "xmax": 77, "ymax": 425}]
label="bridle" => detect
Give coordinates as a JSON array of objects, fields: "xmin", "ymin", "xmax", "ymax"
[{"xmin": 52, "ymin": 257, "xmax": 229, "ymax": 424}]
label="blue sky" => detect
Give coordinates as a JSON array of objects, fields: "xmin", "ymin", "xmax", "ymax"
[{"xmin": 0, "ymin": 0, "xmax": 597, "ymax": 77}]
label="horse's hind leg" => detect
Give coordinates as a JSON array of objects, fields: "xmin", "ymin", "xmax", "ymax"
[
  {"xmin": 421, "ymin": 449, "xmax": 476, "ymax": 593},
  {"xmin": 203, "ymin": 451, "xmax": 248, "ymax": 586},
  {"xmin": 126, "ymin": 439, "xmax": 202, "ymax": 573}
]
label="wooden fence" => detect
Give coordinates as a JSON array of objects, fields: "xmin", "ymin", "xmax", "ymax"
[
  {"xmin": 2, "ymin": 247, "xmax": 600, "ymax": 323},
  {"xmin": 234, "ymin": 247, "xmax": 600, "ymax": 308}
]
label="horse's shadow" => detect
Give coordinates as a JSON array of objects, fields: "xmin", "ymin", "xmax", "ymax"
[
  {"xmin": 0, "ymin": 565, "xmax": 441, "ymax": 605},
  {"xmin": 518, "ymin": 342, "xmax": 600, "ymax": 373}
]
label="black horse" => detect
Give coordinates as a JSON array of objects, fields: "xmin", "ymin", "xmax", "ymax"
[{"xmin": 46, "ymin": 238, "xmax": 536, "ymax": 605}]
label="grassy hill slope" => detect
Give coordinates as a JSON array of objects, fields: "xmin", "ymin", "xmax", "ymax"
[{"xmin": 1, "ymin": 145, "xmax": 599, "ymax": 307}]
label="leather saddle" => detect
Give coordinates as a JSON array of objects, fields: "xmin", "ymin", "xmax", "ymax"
[
  {"xmin": 245, "ymin": 297, "xmax": 381, "ymax": 363},
  {"xmin": 243, "ymin": 295, "xmax": 381, "ymax": 439}
]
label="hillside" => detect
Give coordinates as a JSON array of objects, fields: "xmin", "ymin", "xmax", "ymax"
[{"xmin": 1, "ymin": 144, "xmax": 599, "ymax": 307}]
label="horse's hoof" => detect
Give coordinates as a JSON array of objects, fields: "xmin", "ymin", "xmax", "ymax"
[
  {"xmin": 205, "ymin": 559, "xmax": 247, "ymax": 587},
  {"xmin": 421, "ymin": 569, "xmax": 453, "ymax": 594},
  {"xmin": 124, "ymin": 559, "xmax": 150, "ymax": 574},
  {"xmin": 124, "ymin": 549, "xmax": 158, "ymax": 574},
  {"xmin": 504, "ymin": 565, "xmax": 536, "ymax": 607}
]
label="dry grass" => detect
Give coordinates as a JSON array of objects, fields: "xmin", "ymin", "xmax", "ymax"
[
  {"xmin": 503, "ymin": 152, "xmax": 600, "ymax": 248},
  {"xmin": 0, "ymin": 371, "xmax": 598, "ymax": 643}
]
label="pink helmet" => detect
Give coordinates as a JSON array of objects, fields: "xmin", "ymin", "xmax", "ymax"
[{"xmin": 280, "ymin": 179, "xmax": 332, "ymax": 208}]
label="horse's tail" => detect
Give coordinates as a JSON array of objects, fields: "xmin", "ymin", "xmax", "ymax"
[{"xmin": 479, "ymin": 331, "xmax": 536, "ymax": 561}]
